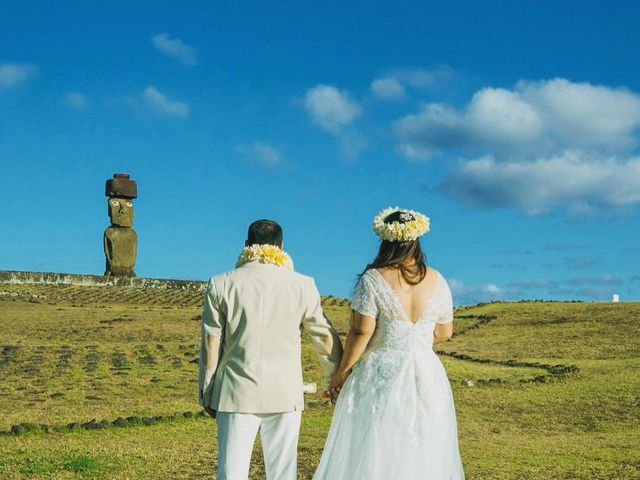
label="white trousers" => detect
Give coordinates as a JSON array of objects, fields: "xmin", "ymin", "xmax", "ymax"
[{"xmin": 215, "ymin": 411, "xmax": 302, "ymax": 480}]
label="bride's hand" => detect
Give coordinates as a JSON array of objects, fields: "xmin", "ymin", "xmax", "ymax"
[{"xmin": 324, "ymin": 370, "xmax": 350, "ymax": 401}]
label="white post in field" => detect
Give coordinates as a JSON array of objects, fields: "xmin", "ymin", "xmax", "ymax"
[{"xmin": 612, "ymin": 294, "xmax": 620, "ymax": 302}]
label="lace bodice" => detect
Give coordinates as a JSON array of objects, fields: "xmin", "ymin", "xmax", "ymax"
[{"xmin": 351, "ymin": 268, "xmax": 454, "ymax": 354}]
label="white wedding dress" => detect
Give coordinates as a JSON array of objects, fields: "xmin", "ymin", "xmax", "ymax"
[{"xmin": 313, "ymin": 268, "xmax": 465, "ymax": 479}]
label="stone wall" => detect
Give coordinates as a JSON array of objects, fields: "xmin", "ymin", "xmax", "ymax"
[{"xmin": 0, "ymin": 270, "xmax": 206, "ymax": 291}]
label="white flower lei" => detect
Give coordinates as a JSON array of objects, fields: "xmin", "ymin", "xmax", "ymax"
[
  {"xmin": 236, "ymin": 244, "xmax": 294, "ymax": 270},
  {"xmin": 372, "ymin": 206, "xmax": 430, "ymax": 242}
]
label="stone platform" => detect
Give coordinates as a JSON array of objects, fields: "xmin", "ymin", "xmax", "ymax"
[{"xmin": 0, "ymin": 270, "xmax": 206, "ymax": 290}]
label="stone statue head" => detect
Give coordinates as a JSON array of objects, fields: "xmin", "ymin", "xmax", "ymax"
[
  {"xmin": 105, "ymin": 173, "xmax": 137, "ymax": 227},
  {"xmin": 108, "ymin": 197, "xmax": 134, "ymax": 227}
]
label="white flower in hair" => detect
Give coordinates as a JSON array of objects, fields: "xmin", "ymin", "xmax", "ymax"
[{"xmin": 372, "ymin": 206, "xmax": 430, "ymax": 242}]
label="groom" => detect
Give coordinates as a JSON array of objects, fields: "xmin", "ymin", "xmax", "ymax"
[{"xmin": 197, "ymin": 219, "xmax": 344, "ymax": 480}]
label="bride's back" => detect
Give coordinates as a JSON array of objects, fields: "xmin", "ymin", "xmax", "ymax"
[{"xmin": 376, "ymin": 266, "xmax": 439, "ymax": 323}]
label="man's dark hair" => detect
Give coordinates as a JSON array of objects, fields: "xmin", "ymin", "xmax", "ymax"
[{"xmin": 247, "ymin": 219, "xmax": 283, "ymax": 246}]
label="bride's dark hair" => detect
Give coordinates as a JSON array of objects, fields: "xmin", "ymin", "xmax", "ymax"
[{"xmin": 360, "ymin": 210, "xmax": 428, "ymax": 285}]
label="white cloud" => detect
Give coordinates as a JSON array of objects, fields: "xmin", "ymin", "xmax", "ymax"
[
  {"xmin": 370, "ymin": 76, "xmax": 405, "ymax": 100},
  {"xmin": 396, "ymin": 77, "xmax": 640, "ymax": 214},
  {"xmin": 303, "ymin": 84, "xmax": 361, "ymax": 133},
  {"xmin": 392, "ymin": 66, "xmax": 453, "ymax": 89},
  {"xmin": 450, "ymin": 271, "xmax": 626, "ymax": 304},
  {"xmin": 64, "ymin": 92, "xmax": 89, "ymax": 110},
  {"xmin": 237, "ymin": 142, "xmax": 283, "ymax": 168},
  {"xmin": 370, "ymin": 67, "xmax": 451, "ymax": 103},
  {"xmin": 394, "ymin": 88, "xmax": 545, "ymax": 159},
  {"xmin": 393, "ymin": 103, "xmax": 462, "ymax": 159},
  {"xmin": 507, "ymin": 274, "xmax": 623, "ymax": 301},
  {"xmin": 394, "ymin": 78, "xmax": 640, "ymax": 160},
  {"xmin": 438, "ymin": 152, "xmax": 640, "ymax": 215},
  {"xmin": 467, "ymin": 88, "xmax": 543, "ymax": 146},
  {"xmin": 517, "ymin": 78, "xmax": 640, "ymax": 149},
  {"xmin": 448, "ymin": 278, "xmax": 505, "ymax": 306},
  {"xmin": 141, "ymin": 85, "xmax": 189, "ymax": 117},
  {"xmin": 151, "ymin": 33, "xmax": 196, "ymax": 65},
  {"xmin": 0, "ymin": 63, "xmax": 37, "ymax": 89}
]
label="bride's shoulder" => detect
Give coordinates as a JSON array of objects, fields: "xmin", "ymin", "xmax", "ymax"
[
  {"xmin": 354, "ymin": 269, "xmax": 380, "ymax": 291},
  {"xmin": 429, "ymin": 267, "xmax": 453, "ymax": 295},
  {"xmin": 360, "ymin": 267, "xmax": 379, "ymax": 277},
  {"xmin": 428, "ymin": 267, "xmax": 448, "ymax": 286},
  {"xmin": 427, "ymin": 266, "xmax": 442, "ymax": 278}
]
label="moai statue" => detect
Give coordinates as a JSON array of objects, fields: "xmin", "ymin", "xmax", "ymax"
[{"xmin": 104, "ymin": 173, "xmax": 138, "ymax": 277}]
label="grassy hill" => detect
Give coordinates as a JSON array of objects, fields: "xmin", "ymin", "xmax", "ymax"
[{"xmin": 0, "ymin": 281, "xmax": 638, "ymax": 479}]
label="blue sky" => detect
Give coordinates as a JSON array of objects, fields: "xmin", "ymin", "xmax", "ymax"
[{"xmin": 1, "ymin": 1, "xmax": 639, "ymax": 304}]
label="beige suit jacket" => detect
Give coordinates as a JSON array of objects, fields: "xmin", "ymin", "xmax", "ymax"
[{"xmin": 197, "ymin": 261, "xmax": 343, "ymax": 413}]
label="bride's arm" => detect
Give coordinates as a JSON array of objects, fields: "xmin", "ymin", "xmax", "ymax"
[
  {"xmin": 433, "ymin": 321, "xmax": 453, "ymax": 343},
  {"xmin": 326, "ymin": 310, "xmax": 375, "ymax": 399}
]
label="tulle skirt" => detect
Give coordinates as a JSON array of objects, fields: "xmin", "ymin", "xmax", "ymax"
[{"xmin": 313, "ymin": 349, "xmax": 465, "ymax": 479}]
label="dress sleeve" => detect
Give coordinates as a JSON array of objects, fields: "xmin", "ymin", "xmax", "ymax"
[
  {"xmin": 436, "ymin": 274, "xmax": 454, "ymax": 324},
  {"xmin": 351, "ymin": 273, "xmax": 378, "ymax": 319}
]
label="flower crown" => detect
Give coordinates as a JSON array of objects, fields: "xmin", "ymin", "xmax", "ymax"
[{"xmin": 372, "ymin": 207, "xmax": 430, "ymax": 242}]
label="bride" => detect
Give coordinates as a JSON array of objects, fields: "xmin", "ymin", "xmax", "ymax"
[{"xmin": 313, "ymin": 207, "xmax": 465, "ymax": 479}]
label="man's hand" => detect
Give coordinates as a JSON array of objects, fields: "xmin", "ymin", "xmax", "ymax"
[
  {"xmin": 323, "ymin": 369, "xmax": 350, "ymax": 401},
  {"xmin": 203, "ymin": 406, "xmax": 216, "ymax": 418}
]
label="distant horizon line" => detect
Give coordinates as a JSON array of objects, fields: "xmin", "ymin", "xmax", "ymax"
[{"xmin": 1, "ymin": 268, "xmax": 636, "ymax": 305}]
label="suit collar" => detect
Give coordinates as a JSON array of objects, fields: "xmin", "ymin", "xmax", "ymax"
[{"xmin": 237, "ymin": 260, "xmax": 277, "ymax": 269}]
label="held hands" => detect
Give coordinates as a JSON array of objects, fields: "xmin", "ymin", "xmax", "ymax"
[{"xmin": 323, "ymin": 369, "xmax": 350, "ymax": 402}]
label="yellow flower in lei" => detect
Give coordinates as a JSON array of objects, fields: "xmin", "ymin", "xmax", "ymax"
[
  {"xmin": 236, "ymin": 244, "xmax": 294, "ymax": 270},
  {"xmin": 372, "ymin": 206, "xmax": 430, "ymax": 242}
]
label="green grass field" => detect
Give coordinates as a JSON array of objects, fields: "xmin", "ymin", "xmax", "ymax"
[{"xmin": 0, "ymin": 282, "xmax": 638, "ymax": 479}]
